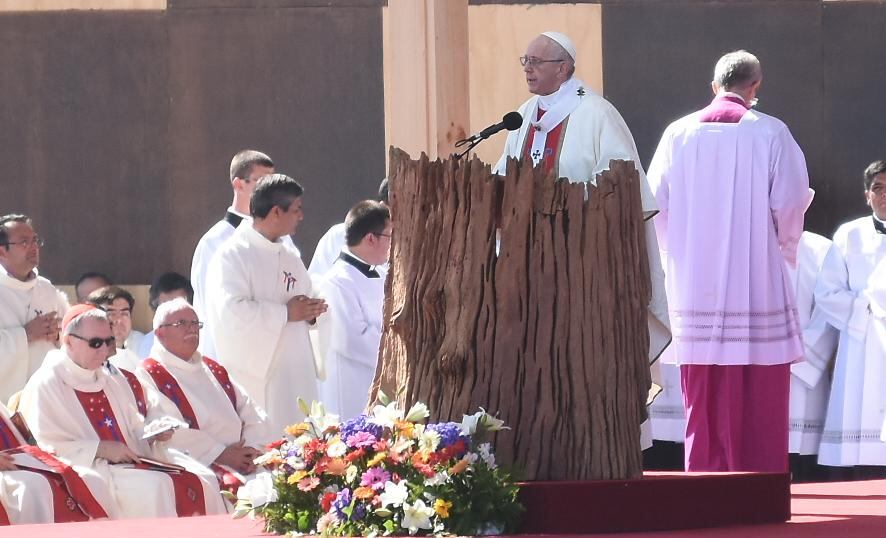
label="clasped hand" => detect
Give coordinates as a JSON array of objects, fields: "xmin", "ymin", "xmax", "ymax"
[{"xmin": 286, "ymin": 295, "xmax": 328, "ymax": 322}]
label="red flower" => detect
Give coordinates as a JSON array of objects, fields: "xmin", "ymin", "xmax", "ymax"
[
  {"xmin": 321, "ymin": 492, "xmax": 337, "ymax": 512},
  {"xmin": 372, "ymin": 439, "xmax": 389, "ymax": 452},
  {"xmin": 345, "ymin": 448, "xmax": 366, "ymax": 463},
  {"xmin": 266, "ymin": 439, "xmax": 285, "ymax": 450}
]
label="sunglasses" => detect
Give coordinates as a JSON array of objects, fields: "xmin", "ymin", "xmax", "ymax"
[{"xmin": 69, "ymin": 333, "xmax": 116, "ymax": 349}]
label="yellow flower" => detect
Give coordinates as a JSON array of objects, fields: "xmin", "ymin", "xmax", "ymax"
[
  {"xmin": 285, "ymin": 422, "xmax": 310, "ymax": 437},
  {"xmin": 434, "ymin": 499, "xmax": 452, "ymax": 519},
  {"xmin": 395, "ymin": 420, "xmax": 415, "ymax": 438},
  {"xmin": 287, "ymin": 470, "xmax": 309, "ymax": 484},
  {"xmin": 367, "ymin": 452, "xmax": 386, "ymax": 467}
]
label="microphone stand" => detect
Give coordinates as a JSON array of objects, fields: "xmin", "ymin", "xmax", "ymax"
[{"xmin": 454, "ymin": 136, "xmax": 483, "ymax": 160}]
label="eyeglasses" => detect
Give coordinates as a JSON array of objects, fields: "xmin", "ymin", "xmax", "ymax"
[
  {"xmin": 5, "ymin": 237, "xmax": 44, "ymax": 248},
  {"xmin": 519, "ymin": 56, "xmax": 565, "ymax": 67},
  {"xmin": 69, "ymin": 334, "xmax": 116, "ymax": 349},
  {"xmin": 158, "ymin": 320, "xmax": 204, "ymax": 330}
]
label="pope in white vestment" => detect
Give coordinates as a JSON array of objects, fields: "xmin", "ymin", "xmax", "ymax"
[
  {"xmin": 205, "ymin": 175, "xmax": 326, "ymax": 438},
  {"xmin": 0, "ymin": 265, "xmax": 68, "ymax": 403},
  {"xmin": 816, "ymin": 215, "xmax": 886, "ymax": 466}
]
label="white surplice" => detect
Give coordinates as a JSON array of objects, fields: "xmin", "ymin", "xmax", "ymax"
[
  {"xmin": 494, "ymin": 80, "xmax": 671, "ymax": 365},
  {"xmin": 815, "ymin": 216, "xmax": 886, "ymax": 465},
  {"xmin": 649, "ymin": 348, "xmax": 686, "ymax": 443},
  {"xmin": 317, "ymin": 255, "xmax": 385, "ymax": 419},
  {"xmin": 18, "ymin": 350, "xmax": 226, "ymax": 518},
  {"xmin": 109, "ymin": 347, "xmax": 141, "ymax": 374},
  {"xmin": 0, "ymin": 268, "xmax": 69, "ymax": 403},
  {"xmin": 0, "ymin": 402, "xmax": 114, "ymax": 523},
  {"xmin": 647, "ymin": 108, "xmax": 810, "ymax": 366},
  {"xmin": 191, "ymin": 209, "xmax": 300, "ymax": 359},
  {"xmin": 136, "ymin": 345, "xmax": 272, "ymax": 469},
  {"xmin": 308, "ymin": 222, "xmax": 346, "ymax": 278},
  {"xmin": 787, "ymin": 232, "xmax": 839, "ymax": 455},
  {"xmin": 205, "ymin": 223, "xmax": 320, "ymax": 438}
]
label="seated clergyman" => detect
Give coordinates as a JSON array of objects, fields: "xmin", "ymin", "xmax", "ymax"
[
  {"xmin": 137, "ymin": 298, "xmax": 272, "ymax": 492},
  {"xmin": 17, "ymin": 304, "xmax": 226, "ymax": 519}
]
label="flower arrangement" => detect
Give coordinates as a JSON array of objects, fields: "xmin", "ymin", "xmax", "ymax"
[{"xmin": 231, "ymin": 394, "xmax": 522, "ymax": 536}]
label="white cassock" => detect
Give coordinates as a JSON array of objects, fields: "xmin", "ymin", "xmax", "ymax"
[
  {"xmin": 124, "ymin": 331, "xmax": 145, "ymax": 355},
  {"xmin": 0, "ymin": 268, "xmax": 69, "ymax": 402},
  {"xmin": 205, "ymin": 223, "xmax": 320, "ymax": 437},
  {"xmin": 191, "ymin": 209, "xmax": 300, "ymax": 358},
  {"xmin": 0, "ymin": 403, "xmax": 114, "ymax": 524},
  {"xmin": 308, "ymin": 222, "xmax": 346, "ymax": 279},
  {"xmin": 815, "ymin": 216, "xmax": 886, "ymax": 466},
  {"xmin": 788, "ymin": 232, "xmax": 839, "ymax": 455},
  {"xmin": 109, "ymin": 347, "xmax": 141, "ymax": 374},
  {"xmin": 136, "ymin": 345, "xmax": 272, "ymax": 476},
  {"xmin": 317, "ymin": 253, "xmax": 385, "ymax": 419},
  {"xmin": 18, "ymin": 350, "xmax": 226, "ymax": 518},
  {"xmin": 649, "ymin": 347, "xmax": 686, "ymax": 443}
]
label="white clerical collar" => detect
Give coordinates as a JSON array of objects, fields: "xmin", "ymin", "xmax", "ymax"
[
  {"xmin": 244, "ymin": 222, "xmax": 284, "ymax": 252},
  {"xmin": 874, "ymin": 213, "xmax": 886, "ymax": 226},
  {"xmin": 59, "ymin": 351, "xmax": 106, "ymax": 391},
  {"xmin": 152, "ymin": 344, "xmax": 203, "ymax": 371},
  {"xmin": 345, "ymin": 248, "xmax": 375, "ymax": 268},
  {"xmin": 537, "ymin": 77, "xmax": 582, "ymax": 110},
  {"xmin": 0, "ymin": 264, "xmax": 38, "ymax": 291}
]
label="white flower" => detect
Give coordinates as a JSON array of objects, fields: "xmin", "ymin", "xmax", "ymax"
[
  {"xmin": 461, "ymin": 409, "xmax": 508, "ymax": 435},
  {"xmin": 305, "ymin": 401, "xmax": 340, "ymax": 433},
  {"xmin": 460, "ymin": 412, "xmax": 480, "ymax": 436},
  {"xmin": 253, "ymin": 449, "xmax": 280, "ymax": 467},
  {"xmin": 417, "ymin": 428, "xmax": 440, "ymax": 453},
  {"xmin": 378, "ymin": 480, "xmax": 409, "ymax": 508},
  {"xmin": 404, "ymin": 402, "xmax": 430, "ymax": 422},
  {"xmin": 479, "ymin": 411, "xmax": 507, "ymax": 432},
  {"xmin": 345, "ymin": 464, "xmax": 359, "ymax": 484},
  {"xmin": 326, "ymin": 438, "xmax": 347, "ymax": 458},
  {"xmin": 464, "ymin": 452, "xmax": 479, "ymax": 464},
  {"xmin": 400, "ymin": 499, "xmax": 434, "ymax": 534},
  {"xmin": 237, "ymin": 472, "xmax": 278, "ymax": 508},
  {"xmin": 424, "ymin": 472, "xmax": 449, "ymax": 486},
  {"xmin": 369, "ymin": 401, "xmax": 404, "ymax": 428},
  {"xmin": 478, "ymin": 442, "xmax": 497, "ymax": 469}
]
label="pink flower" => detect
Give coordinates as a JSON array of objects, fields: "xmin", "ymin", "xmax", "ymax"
[
  {"xmin": 346, "ymin": 431, "xmax": 378, "ymax": 448},
  {"xmin": 297, "ymin": 477, "xmax": 321, "ymax": 492},
  {"xmin": 360, "ymin": 467, "xmax": 391, "ymax": 491}
]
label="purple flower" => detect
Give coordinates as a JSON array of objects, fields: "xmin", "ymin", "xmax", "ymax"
[
  {"xmin": 340, "ymin": 415, "xmax": 384, "ymax": 441},
  {"xmin": 346, "ymin": 431, "xmax": 378, "ymax": 449},
  {"xmin": 360, "ymin": 468, "xmax": 391, "ymax": 491},
  {"xmin": 352, "ymin": 503, "xmax": 367, "ymax": 521},
  {"xmin": 333, "ymin": 488, "xmax": 352, "ymax": 519},
  {"xmin": 427, "ymin": 422, "xmax": 468, "ymax": 449}
]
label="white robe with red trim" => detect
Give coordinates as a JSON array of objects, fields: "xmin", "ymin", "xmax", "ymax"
[
  {"xmin": 0, "ymin": 268, "xmax": 69, "ymax": 402},
  {"xmin": 18, "ymin": 350, "xmax": 226, "ymax": 518},
  {"xmin": 205, "ymin": 223, "xmax": 321, "ymax": 437},
  {"xmin": 0, "ymin": 403, "xmax": 115, "ymax": 524},
  {"xmin": 136, "ymin": 346, "xmax": 272, "ymax": 470}
]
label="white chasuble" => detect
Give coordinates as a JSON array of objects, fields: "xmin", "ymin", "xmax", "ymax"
[
  {"xmin": 317, "ymin": 255, "xmax": 385, "ymax": 419},
  {"xmin": 787, "ymin": 232, "xmax": 838, "ymax": 455},
  {"xmin": 205, "ymin": 223, "xmax": 320, "ymax": 438},
  {"xmin": 137, "ymin": 346, "xmax": 272, "ymax": 469},
  {"xmin": 816, "ymin": 216, "xmax": 886, "ymax": 466},
  {"xmin": 0, "ymin": 268, "xmax": 69, "ymax": 402},
  {"xmin": 495, "ymin": 80, "xmax": 671, "ymax": 367},
  {"xmin": 18, "ymin": 351, "xmax": 225, "ymax": 518}
]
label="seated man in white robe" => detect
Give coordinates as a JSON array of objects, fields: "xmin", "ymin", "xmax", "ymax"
[
  {"xmin": 137, "ymin": 297, "xmax": 271, "ymax": 493},
  {"xmin": 0, "ymin": 213, "xmax": 69, "ymax": 403},
  {"xmin": 318, "ymin": 201, "xmax": 390, "ymax": 419},
  {"xmin": 816, "ymin": 160, "xmax": 886, "ymax": 474},
  {"xmin": 18, "ymin": 304, "xmax": 226, "ymax": 518},
  {"xmin": 308, "ymin": 178, "xmax": 388, "ymax": 278},
  {"xmin": 206, "ymin": 174, "xmax": 327, "ymax": 436},
  {"xmin": 0, "ymin": 401, "xmax": 113, "ymax": 524}
]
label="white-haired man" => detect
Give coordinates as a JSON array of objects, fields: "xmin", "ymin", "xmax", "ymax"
[
  {"xmin": 138, "ymin": 298, "xmax": 271, "ymax": 492},
  {"xmin": 0, "ymin": 214, "xmax": 69, "ymax": 402},
  {"xmin": 646, "ymin": 50, "xmax": 810, "ymax": 472},
  {"xmin": 18, "ymin": 304, "xmax": 226, "ymax": 518}
]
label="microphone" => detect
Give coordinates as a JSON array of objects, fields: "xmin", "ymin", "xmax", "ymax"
[
  {"xmin": 454, "ymin": 112, "xmax": 523, "ymax": 159},
  {"xmin": 475, "ymin": 112, "xmax": 523, "ymax": 141}
]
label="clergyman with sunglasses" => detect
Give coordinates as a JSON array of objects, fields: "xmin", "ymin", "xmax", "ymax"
[{"xmin": 0, "ymin": 213, "xmax": 71, "ymax": 403}]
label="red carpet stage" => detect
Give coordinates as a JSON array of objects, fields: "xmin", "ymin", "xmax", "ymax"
[{"xmin": 7, "ymin": 474, "xmax": 886, "ymax": 536}]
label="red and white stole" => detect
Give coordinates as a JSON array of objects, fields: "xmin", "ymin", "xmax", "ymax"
[
  {"xmin": 0, "ymin": 415, "xmax": 109, "ymax": 524},
  {"xmin": 522, "ymin": 108, "xmax": 568, "ymax": 176},
  {"xmin": 119, "ymin": 368, "xmax": 148, "ymax": 417},
  {"xmin": 73, "ymin": 389, "xmax": 207, "ymax": 517},
  {"xmin": 142, "ymin": 356, "xmax": 241, "ymax": 492}
]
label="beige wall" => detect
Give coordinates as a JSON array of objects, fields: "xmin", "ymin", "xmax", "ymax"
[
  {"xmin": 384, "ymin": 3, "xmax": 603, "ymax": 167},
  {"xmin": 58, "ymin": 284, "xmax": 154, "ymax": 333},
  {"xmin": 0, "ymin": 0, "xmax": 164, "ymax": 9}
]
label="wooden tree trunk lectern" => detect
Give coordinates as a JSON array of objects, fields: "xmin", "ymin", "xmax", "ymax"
[{"xmin": 370, "ymin": 149, "xmax": 651, "ymax": 480}]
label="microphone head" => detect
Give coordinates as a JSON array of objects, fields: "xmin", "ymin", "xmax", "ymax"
[{"xmin": 502, "ymin": 111, "xmax": 523, "ymax": 131}]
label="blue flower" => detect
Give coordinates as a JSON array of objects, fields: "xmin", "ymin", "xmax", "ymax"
[
  {"xmin": 340, "ymin": 414, "xmax": 384, "ymax": 441},
  {"xmin": 427, "ymin": 422, "xmax": 469, "ymax": 449},
  {"xmin": 333, "ymin": 488, "xmax": 352, "ymax": 519},
  {"xmin": 352, "ymin": 503, "xmax": 367, "ymax": 521}
]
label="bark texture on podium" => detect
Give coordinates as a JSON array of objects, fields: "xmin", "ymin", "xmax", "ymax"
[{"xmin": 371, "ymin": 148, "xmax": 651, "ymax": 480}]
